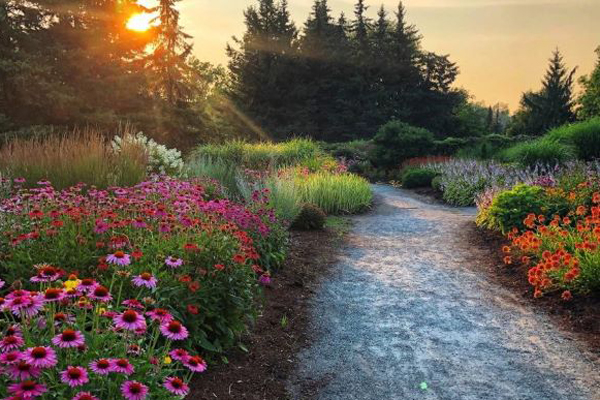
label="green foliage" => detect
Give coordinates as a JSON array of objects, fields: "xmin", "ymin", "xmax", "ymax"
[
  {"xmin": 370, "ymin": 121, "xmax": 435, "ymax": 169},
  {"xmin": 434, "ymin": 137, "xmax": 471, "ymax": 155},
  {"xmin": 546, "ymin": 118, "xmax": 600, "ymax": 161},
  {"xmin": 578, "ymin": 47, "xmax": 600, "ymax": 119},
  {"xmin": 485, "ymin": 185, "xmax": 546, "ymax": 233},
  {"xmin": 499, "ymin": 138, "xmax": 575, "ymax": 167},
  {"xmin": 442, "ymin": 178, "xmax": 488, "ymax": 207},
  {"xmin": 401, "ymin": 168, "xmax": 439, "ymax": 188},
  {"xmin": 322, "ymin": 140, "xmax": 373, "ymax": 161},
  {"xmin": 185, "ymin": 156, "xmax": 242, "ymax": 197},
  {"xmin": 297, "ymin": 172, "xmax": 372, "ymax": 214},
  {"xmin": 292, "ymin": 203, "xmax": 326, "ymax": 230},
  {"xmin": 192, "ymin": 139, "xmax": 327, "ymax": 170}
]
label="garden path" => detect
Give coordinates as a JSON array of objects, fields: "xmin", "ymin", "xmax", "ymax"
[{"xmin": 289, "ymin": 184, "xmax": 600, "ymax": 400}]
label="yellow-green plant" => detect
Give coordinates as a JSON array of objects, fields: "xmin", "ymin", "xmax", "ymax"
[{"xmin": 296, "ymin": 171, "xmax": 372, "ymax": 214}]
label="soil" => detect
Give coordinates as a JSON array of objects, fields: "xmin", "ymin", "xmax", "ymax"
[{"xmin": 189, "ymin": 226, "xmax": 344, "ymax": 400}]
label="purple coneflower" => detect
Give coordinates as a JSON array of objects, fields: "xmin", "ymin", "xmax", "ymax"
[
  {"xmin": 110, "ymin": 358, "xmax": 135, "ymax": 375},
  {"xmin": 89, "ymin": 359, "xmax": 112, "ymax": 375},
  {"xmin": 53, "ymin": 312, "xmax": 76, "ymax": 326},
  {"xmin": 121, "ymin": 380, "xmax": 149, "ymax": 400},
  {"xmin": 164, "ymin": 256, "xmax": 183, "ymax": 268},
  {"xmin": 78, "ymin": 278, "xmax": 98, "ymax": 293},
  {"xmin": 60, "ymin": 366, "xmax": 89, "ymax": 387},
  {"xmin": 131, "ymin": 273, "xmax": 157, "ymax": 289},
  {"xmin": 72, "ymin": 391, "xmax": 101, "ymax": 400},
  {"xmin": 146, "ymin": 308, "xmax": 172, "ymax": 323},
  {"xmin": 30, "ymin": 264, "xmax": 62, "ymax": 282},
  {"xmin": 122, "ymin": 299, "xmax": 144, "ymax": 309},
  {"xmin": 106, "ymin": 251, "xmax": 131, "ymax": 266},
  {"xmin": 160, "ymin": 320, "xmax": 189, "ymax": 341},
  {"xmin": 52, "ymin": 329, "xmax": 85, "ymax": 348},
  {"xmin": 184, "ymin": 355, "xmax": 207, "ymax": 373},
  {"xmin": 8, "ymin": 380, "xmax": 47, "ymax": 398},
  {"xmin": 0, "ymin": 350, "xmax": 21, "ymax": 364},
  {"xmin": 7, "ymin": 295, "xmax": 44, "ymax": 317},
  {"xmin": 164, "ymin": 377, "xmax": 190, "ymax": 396},
  {"xmin": 114, "ymin": 310, "xmax": 147, "ymax": 331},
  {"xmin": 94, "ymin": 220, "xmax": 110, "ymax": 234},
  {"xmin": 42, "ymin": 288, "xmax": 66, "ymax": 303},
  {"xmin": 0, "ymin": 335, "xmax": 24, "ymax": 352},
  {"xmin": 88, "ymin": 285, "xmax": 112, "ymax": 302},
  {"xmin": 6, "ymin": 361, "xmax": 41, "ymax": 380},
  {"xmin": 168, "ymin": 348, "xmax": 189, "ymax": 362},
  {"xmin": 132, "ymin": 218, "xmax": 147, "ymax": 229},
  {"xmin": 24, "ymin": 346, "xmax": 58, "ymax": 369}
]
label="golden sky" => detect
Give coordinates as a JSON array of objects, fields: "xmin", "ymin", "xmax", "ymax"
[{"xmin": 177, "ymin": 0, "xmax": 599, "ymax": 110}]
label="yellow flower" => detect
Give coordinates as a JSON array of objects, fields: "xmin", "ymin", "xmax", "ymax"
[
  {"xmin": 163, "ymin": 356, "xmax": 172, "ymax": 365},
  {"xmin": 96, "ymin": 307, "xmax": 107, "ymax": 315},
  {"xmin": 64, "ymin": 279, "xmax": 80, "ymax": 290}
]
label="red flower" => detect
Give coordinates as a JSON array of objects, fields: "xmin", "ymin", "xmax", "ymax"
[
  {"xmin": 214, "ymin": 264, "xmax": 225, "ymax": 271},
  {"xmin": 187, "ymin": 305, "xmax": 199, "ymax": 315},
  {"xmin": 188, "ymin": 282, "xmax": 200, "ymax": 293},
  {"xmin": 561, "ymin": 290, "xmax": 572, "ymax": 301}
]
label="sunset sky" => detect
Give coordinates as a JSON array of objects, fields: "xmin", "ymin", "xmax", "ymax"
[{"xmin": 176, "ymin": 0, "xmax": 599, "ymax": 111}]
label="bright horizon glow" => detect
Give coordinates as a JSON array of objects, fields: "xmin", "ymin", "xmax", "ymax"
[{"xmin": 126, "ymin": 12, "xmax": 155, "ymax": 32}]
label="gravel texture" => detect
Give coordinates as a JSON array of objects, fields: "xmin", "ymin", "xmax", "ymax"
[{"xmin": 289, "ymin": 185, "xmax": 600, "ymax": 400}]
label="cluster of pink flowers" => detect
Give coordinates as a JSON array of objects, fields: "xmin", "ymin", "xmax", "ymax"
[{"xmin": 0, "ymin": 270, "xmax": 203, "ymax": 399}]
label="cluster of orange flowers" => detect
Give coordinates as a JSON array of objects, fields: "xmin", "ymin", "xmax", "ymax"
[{"xmin": 503, "ymin": 189, "xmax": 600, "ymax": 300}]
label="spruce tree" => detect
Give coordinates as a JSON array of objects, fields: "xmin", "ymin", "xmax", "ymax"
[{"xmin": 517, "ymin": 49, "xmax": 577, "ymax": 135}]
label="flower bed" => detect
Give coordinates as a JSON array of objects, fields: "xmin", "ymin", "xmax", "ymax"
[
  {"xmin": 0, "ymin": 176, "xmax": 287, "ymax": 357},
  {"xmin": 0, "ymin": 269, "xmax": 203, "ymax": 399}
]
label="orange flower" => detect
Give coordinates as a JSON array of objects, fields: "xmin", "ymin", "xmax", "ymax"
[
  {"xmin": 503, "ymin": 256, "xmax": 512, "ymax": 265},
  {"xmin": 561, "ymin": 290, "xmax": 572, "ymax": 301},
  {"xmin": 502, "ymin": 246, "xmax": 511, "ymax": 254},
  {"xmin": 533, "ymin": 288, "xmax": 543, "ymax": 298}
]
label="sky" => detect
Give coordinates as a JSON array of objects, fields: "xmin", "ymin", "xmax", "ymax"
[{"xmin": 175, "ymin": 0, "xmax": 599, "ymax": 111}]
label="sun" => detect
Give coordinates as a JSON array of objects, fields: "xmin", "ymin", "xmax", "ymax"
[{"xmin": 126, "ymin": 13, "xmax": 154, "ymax": 32}]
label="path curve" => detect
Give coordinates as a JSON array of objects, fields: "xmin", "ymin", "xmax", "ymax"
[{"xmin": 289, "ymin": 185, "xmax": 600, "ymax": 400}]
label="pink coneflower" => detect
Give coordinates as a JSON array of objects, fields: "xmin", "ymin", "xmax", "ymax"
[
  {"xmin": 111, "ymin": 358, "xmax": 135, "ymax": 375},
  {"xmin": 258, "ymin": 273, "xmax": 271, "ymax": 286},
  {"xmin": 42, "ymin": 288, "xmax": 66, "ymax": 303},
  {"xmin": 0, "ymin": 335, "xmax": 24, "ymax": 352},
  {"xmin": 146, "ymin": 308, "xmax": 172, "ymax": 323},
  {"xmin": 0, "ymin": 350, "xmax": 21, "ymax": 364},
  {"xmin": 122, "ymin": 299, "xmax": 144, "ymax": 309},
  {"xmin": 37, "ymin": 180, "xmax": 51, "ymax": 186},
  {"xmin": 52, "ymin": 329, "xmax": 85, "ymax": 348},
  {"xmin": 5, "ymin": 290, "xmax": 30, "ymax": 300},
  {"xmin": 127, "ymin": 344, "xmax": 142, "ymax": 356},
  {"xmin": 72, "ymin": 392, "xmax": 101, "ymax": 400},
  {"xmin": 160, "ymin": 320, "xmax": 189, "ymax": 341},
  {"xmin": 106, "ymin": 251, "xmax": 131, "ymax": 266},
  {"xmin": 24, "ymin": 346, "xmax": 58, "ymax": 369},
  {"xmin": 14, "ymin": 177, "xmax": 26, "ymax": 184},
  {"xmin": 93, "ymin": 220, "xmax": 110, "ymax": 234},
  {"xmin": 30, "ymin": 264, "xmax": 62, "ymax": 283},
  {"xmin": 132, "ymin": 273, "xmax": 157, "ymax": 289},
  {"xmin": 132, "ymin": 218, "xmax": 147, "ymax": 229},
  {"xmin": 8, "ymin": 380, "xmax": 47, "ymax": 398},
  {"xmin": 7, "ymin": 295, "xmax": 44, "ymax": 318},
  {"xmin": 89, "ymin": 359, "xmax": 111, "ymax": 375},
  {"xmin": 60, "ymin": 366, "xmax": 89, "ymax": 387},
  {"xmin": 6, "ymin": 361, "xmax": 41, "ymax": 380},
  {"xmin": 77, "ymin": 278, "xmax": 98, "ymax": 293},
  {"xmin": 88, "ymin": 286, "xmax": 112, "ymax": 302},
  {"xmin": 169, "ymin": 348, "xmax": 190, "ymax": 362},
  {"xmin": 5, "ymin": 325, "xmax": 22, "ymax": 337},
  {"xmin": 121, "ymin": 380, "xmax": 148, "ymax": 400},
  {"xmin": 164, "ymin": 256, "xmax": 183, "ymax": 268},
  {"xmin": 184, "ymin": 355, "xmax": 207, "ymax": 373},
  {"xmin": 53, "ymin": 312, "xmax": 75, "ymax": 326},
  {"xmin": 114, "ymin": 310, "xmax": 146, "ymax": 331},
  {"xmin": 164, "ymin": 377, "xmax": 190, "ymax": 396}
]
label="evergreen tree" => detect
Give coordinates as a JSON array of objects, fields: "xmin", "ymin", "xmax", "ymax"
[
  {"xmin": 578, "ymin": 46, "xmax": 600, "ymax": 119},
  {"xmin": 513, "ymin": 49, "xmax": 577, "ymax": 135}
]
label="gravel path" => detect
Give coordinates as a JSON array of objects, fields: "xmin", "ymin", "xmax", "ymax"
[{"xmin": 289, "ymin": 185, "xmax": 600, "ymax": 400}]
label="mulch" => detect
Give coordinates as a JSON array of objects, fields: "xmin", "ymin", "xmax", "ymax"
[
  {"xmin": 465, "ymin": 223, "xmax": 600, "ymax": 354},
  {"xmin": 189, "ymin": 227, "xmax": 343, "ymax": 400}
]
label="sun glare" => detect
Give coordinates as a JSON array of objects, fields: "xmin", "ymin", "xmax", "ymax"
[{"xmin": 126, "ymin": 13, "xmax": 154, "ymax": 32}]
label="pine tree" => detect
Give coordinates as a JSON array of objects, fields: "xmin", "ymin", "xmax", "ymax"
[
  {"xmin": 578, "ymin": 46, "xmax": 600, "ymax": 119},
  {"xmin": 517, "ymin": 49, "xmax": 577, "ymax": 135},
  {"xmin": 146, "ymin": 0, "xmax": 194, "ymax": 105}
]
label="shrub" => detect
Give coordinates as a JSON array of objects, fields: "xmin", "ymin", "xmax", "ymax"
[
  {"xmin": 547, "ymin": 117, "xmax": 600, "ymax": 161},
  {"xmin": 0, "ymin": 129, "xmax": 147, "ymax": 189},
  {"xmin": 401, "ymin": 168, "xmax": 439, "ymax": 188},
  {"xmin": 322, "ymin": 140, "xmax": 373, "ymax": 162},
  {"xmin": 292, "ymin": 203, "xmax": 326, "ymax": 230},
  {"xmin": 0, "ymin": 176, "xmax": 286, "ymax": 353},
  {"xmin": 0, "ymin": 272, "xmax": 199, "ymax": 399},
  {"xmin": 434, "ymin": 137, "xmax": 470, "ymax": 155},
  {"xmin": 112, "ymin": 131, "xmax": 184, "ymax": 175},
  {"xmin": 296, "ymin": 172, "xmax": 372, "ymax": 214},
  {"xmin": 485, "ymin": 184, "xmax": 547, "ymax": 233},
  {"xmin": 370, "ymin": 121, "xmax": 435, "ymax": 169},
  {"xmin": 499, "ymin": 138, "xmax": 575, "ymax": 167}
]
